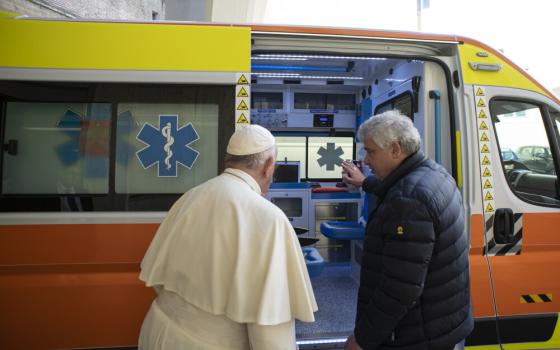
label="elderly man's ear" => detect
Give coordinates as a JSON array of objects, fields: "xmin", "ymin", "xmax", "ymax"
[
  {"xmin": 391, "ymin": 141, "xmax": 403, "ymax": 158},
  {"xmin": 264, "ymin": 156, "xmax": 276, "ymax": 179}
]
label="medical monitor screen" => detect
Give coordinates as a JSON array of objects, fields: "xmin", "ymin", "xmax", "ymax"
[
  {"xmin": 274, "ymin": 162, "xmax": 300, "ymax": 183},
  {"xmin": 307, "ymin": 136, "xmax": 354, "ymax": 181},
  {"xmin": 275, "ymin": 136, "xmax": 306, "ymax": 179}
]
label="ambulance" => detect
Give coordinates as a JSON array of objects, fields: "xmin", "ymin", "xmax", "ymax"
[{"xmin": 0, "ymin": 10, "xmax": 559, "ymax": 349}]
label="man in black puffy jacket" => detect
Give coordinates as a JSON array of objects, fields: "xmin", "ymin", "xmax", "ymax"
[{"xmin": 342, "ymin": 110, "xmax": 473, "ymax": 350}]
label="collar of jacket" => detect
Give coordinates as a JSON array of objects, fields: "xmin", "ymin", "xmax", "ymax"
[{"xmin": 372, "ymin": 151, "xmax": 427, "ymax": 200}]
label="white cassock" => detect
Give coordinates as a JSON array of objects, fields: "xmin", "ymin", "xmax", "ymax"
[{"xmin": 139, "ymin": 168, "xmax": 318, "ymax": 350}]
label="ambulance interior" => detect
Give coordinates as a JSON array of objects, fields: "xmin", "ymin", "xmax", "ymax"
[{"xmin": 250, "ymin": 52, "xmax": 453, "ymax": 346}]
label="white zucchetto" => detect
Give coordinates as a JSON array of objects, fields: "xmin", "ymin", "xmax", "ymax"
[{"xmin": 226, "ymin": 125, "xmax": 276, "ymax": 155}]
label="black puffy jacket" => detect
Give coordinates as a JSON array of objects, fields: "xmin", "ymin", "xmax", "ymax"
[{"xmin": 355, "ymin": 151, "xmax": 473, "ymax": 350}]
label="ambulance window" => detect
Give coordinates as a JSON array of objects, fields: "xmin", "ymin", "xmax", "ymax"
[
  {"xmin": 491, "ymin": 100, "xmax": 559, "ymax": 206},
  {"xmin": 374, "ymin": 92, "xmax": 413, "ymax": 120},
  {"xmin": 0, "ymin": 82, "xmax": 234, "ymax": 212},
  {"xmin": 115, "ymin": 103, "xmax": 219, "ymax": 194},
  {"xmin": 1, "ymin": 102, "xmax": 111, "ymax": 195}
]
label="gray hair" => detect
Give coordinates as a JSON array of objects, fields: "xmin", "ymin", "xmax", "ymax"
[
  {"xmin": 358, "ymin": 110, "xmax": 421, "ymax": 155},
  {"xmin": 224, "ymin": 146, "xmax": 276, "ymax": 170}
]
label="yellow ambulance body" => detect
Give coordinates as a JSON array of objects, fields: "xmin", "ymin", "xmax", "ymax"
[{"xmin": 0, "ymin": 12, "xmax": 559, "ymax": 349}]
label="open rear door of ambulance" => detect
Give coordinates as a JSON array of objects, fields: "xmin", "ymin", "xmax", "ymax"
[{"xmin": 251, "ymin": 28, "xmax": 498, "ymax": 349}]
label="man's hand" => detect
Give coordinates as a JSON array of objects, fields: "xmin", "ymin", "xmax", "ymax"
[
  {"xmin": 341, "ymin": 160, "xmax": 366, "ymax": 187},
  {"xmin": 344, "ymin": 334, "xmax": 363, "ymax": 350}
]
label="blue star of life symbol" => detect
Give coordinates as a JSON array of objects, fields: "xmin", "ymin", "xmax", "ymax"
[
  {"xmin": 317, "ymin": 142, "xmax": 344, "ymax": 171},
  {"xmin": 136, "ymin": 115, "xmax": 200, "ymax": 177}
]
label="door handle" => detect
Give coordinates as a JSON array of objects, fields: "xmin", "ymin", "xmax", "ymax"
[{"xmin": 494, "ymin": 208, "xmax": 514, "ymax": 244}]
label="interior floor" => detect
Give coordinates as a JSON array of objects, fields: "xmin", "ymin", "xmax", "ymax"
[{"xmin": 296, "ymin": 262, "xmax": 358, "ymax": 349}]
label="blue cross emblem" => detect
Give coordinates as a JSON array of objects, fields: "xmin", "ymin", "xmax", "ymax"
[{"xmin": 136, "ymin": 115, "xmax": 200, "ymax": 177}]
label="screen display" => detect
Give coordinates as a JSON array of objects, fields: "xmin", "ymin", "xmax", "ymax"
[
  {"xmin": 307, "ymin": 136, "xmax": 354, "ymax": 180},
  {"xmin": 274, "ymin": 162, "xmax": 300, "ymax": 183},
  {"xmin": 275, "ymin": 136, "xmax": 306, "ymax": 179},
  {"xmin": 313, "ymin": 114, "xmax": 334, "ymax": 127}
]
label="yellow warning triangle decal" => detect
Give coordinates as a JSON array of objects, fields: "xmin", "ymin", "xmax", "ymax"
[
  {"xmin": 479, "ymin": 121, "xmax": 488, "ymax": 130},
  {"xmin": 237, "ymin": 87, "xmax": 249, "ymax": 98},
  {"xmin": 485, "ymin": 203, "xmax": 495, "ymax": 213},
  {"xmin": 482, "ymin": 155, "xmax": 491, "ymax": 165},
  {"xmin": 477, "ymin": 98, "xmax": 486, "ymax": 107},
  {"xmin": 481, "ymin": 144, "xmax": 490, "ymax": 153},
  {"xmin": 485, "ymin": 191, "xmax": 494, "ymax": 201},
  {"xmin": 237, "ymin": 74, "xmax": 249, "ymax": 85},
  {"xmin": 480, "ymin": 132, "xmax": 489, "ymax": 142},
  {"xmin": 236, "ymin": 113, "xmax": 249, "ymax": 124},
  {"xmin": 478, "ymin": 109, "xmax": 487, "ymax": 118},
  {"xmin": 236, "ymin": 100, "xmax": 249, "ymax": 110},
  {"xmin": 482, "ymin": 167, "xmax": 492, "ymax": 177},
  {"xmin": 483, "ymin": 179, "xmax": 493, "ymax": 189},
  {"xmin": 476, "ymin": 87, "xmax": 485, "ymax": 96}
]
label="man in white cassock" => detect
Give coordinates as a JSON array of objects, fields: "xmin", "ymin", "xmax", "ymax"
[{"xmin": 138, "ymin": 125, "xmax": 317, "ymax": 350}]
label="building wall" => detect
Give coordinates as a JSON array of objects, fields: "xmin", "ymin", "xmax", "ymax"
[
  {"xmin": 0, "ymin": 0, "xmax": 165, "ymax": 20},
  {"xmin": 0, "ymin": 0, "xmax": 270, "ymax": 22},
  {"xmin": 164, "ymin": 0, "xmax": 269, "ymax": 23},
  {"xmin": 165, "ymin": 0, "xmax": 210, "ymax": 21}
]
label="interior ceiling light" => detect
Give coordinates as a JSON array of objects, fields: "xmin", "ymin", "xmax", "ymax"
[
  {"xmin": 297, "ymin": 337, "xmax": 347, "ymax": 345},
  {"xmin": 251, "ymin": 72, "xmax": 363, "ymax": 80},
  {"xmin": 251, "ymin": 56, "xmax": 308, "ymax": 61},
  {"xmin": 253, "ymin": 54, "xmax": 386, "ymax": 61},
  {"xmin": 251, "ymin": 64, "xmax": 347, "ymax": 72}
]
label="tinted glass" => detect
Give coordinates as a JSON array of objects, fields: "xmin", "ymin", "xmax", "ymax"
[{"xmin": 2, "ymin": 102, "xmax": 110, "ymax": 194}]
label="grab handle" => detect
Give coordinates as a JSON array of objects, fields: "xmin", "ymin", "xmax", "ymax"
[{"xmin": 429, "ymin": 90, "xmax": 441, "ymax": 164}]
